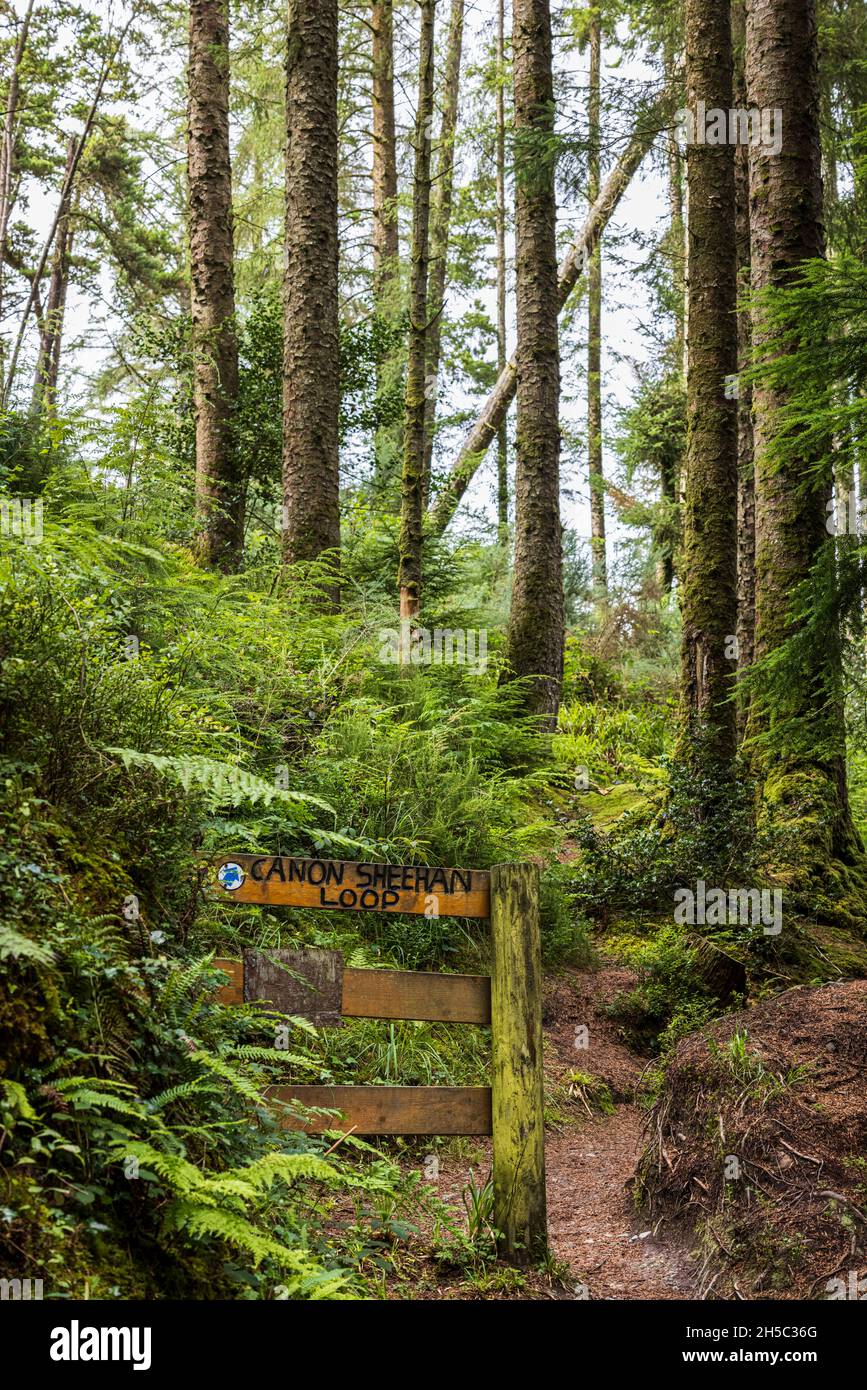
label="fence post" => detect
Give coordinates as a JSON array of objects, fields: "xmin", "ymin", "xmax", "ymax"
[{"xmin": 489, "ymin": 861, "xmax": 547, "ymax": 1264}]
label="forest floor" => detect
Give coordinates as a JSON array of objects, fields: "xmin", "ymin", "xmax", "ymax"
[{"xmin": 384, "ymin": 962, "xmax": 697, "ymax": 1300}]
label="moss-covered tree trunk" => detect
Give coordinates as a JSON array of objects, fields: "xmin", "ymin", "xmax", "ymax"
[
  {"xmin": 282, "ymin": 0, "xmax": 341, "ymax": 596},
  {"xmin": 397, "ymin": 0, "xmax": 436, "ymax": 627},
  {"xmin": 505, "ymin": 0, "xmax": 563, "ymax": 724},
  {"xmin": 678, "ymin": 0, "xmax": 738, "ymax": 784},
  {"xmin": 746, "ymin": 0, "xmax": 860, "ymax": 874},
  {"xmin": 659, "ymin": 44, "xmax": 684, "ymax": 595},
  {"xmin": 587, "ymin": 14, "xmax": 606, "ymax": 600},
  {"xmin": 31, "ymin": 139, "xmax": 76, "ymax": 419},
  {"xmin": 733, "ymin": 0, "xmax": 755, "ymax": 741},
  {"xmin": 188, "ymin": 0, "xmax": 243, "ymax": 570}
]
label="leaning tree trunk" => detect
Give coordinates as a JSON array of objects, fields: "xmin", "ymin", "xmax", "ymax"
[
  {"xmin": 587, "ymin": 15, "xmax": 606, "ymax": 599},
  {"xmin": 282, "ymin": 0, "xmax": 341, "ymax": 597},
  {"xmin": 426, "ymin": 77, "xmax": 677, "ymax": 537},
  {"xmin": 397, "ymin": 0, "xmax": 436, "ymax": 629},
  {"xmin": 188, "ymin": 0, "xmax": 243, "ymax": 570},
  {"xmin": 677, "ymin": 0, "xmax": 738, "ymax": 791},
  {"xmin": 505, "ymin": 0, "xmax": 563, "ymax": 724},
  {"xmin": 746, "ymin": 0, "xmax": 858, "ymax": 867},
  {"xmin": 422, "ymin": 0, "xmax": 465, "ymax": 502},
  {"xmin": 732, "ymin": 0, "xmax": 755, "ymax": 743}
]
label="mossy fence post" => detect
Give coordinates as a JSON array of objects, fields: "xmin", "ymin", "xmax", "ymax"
[{"xmin": 490, "ymin": 861, "xmax": 547, "ymax": 1263}]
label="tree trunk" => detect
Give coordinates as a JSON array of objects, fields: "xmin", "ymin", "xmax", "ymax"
[
  {"xmin": 426, "ymin": 78, "xmax": 676, "ymax": 537},
  {"xmin": 658, "ymin": 43, "xmax": 684, "ymax": 595},
  {"xmin": 371, "ymin": 0, "xmax": 399, "ymax": 305},
  {"xmin": 495, "ymin": 0, "xmax": 509, "ymax": 543},
  {"xmin": 31, "ymin": 138, "xmax": 75, "ymax": 418},
  {"xmin": 677, "ymin": 0, "xmax": 738, "ymax": 786},
  {"xmin": 282, "ymin": 0, "xmax": 341, "ymax": 595},
  {"xmin": 188, "ymin": 0, "xmax": 242, "ymax": 570},
  {"xmin": 746, "ymin": 0, "xmax": 857, "ymax": 866},
  {"xmin": 732, "ymin": 0, "xmax": 755, "ymax": 741},
  {"xmin": 0, "ymin": 0, "xmax": 36, "ymax": 376},
  {"xmin": 397, "ymin": 0, "xmax": 436, "ymax": 627},
  {"xmin": 422, "ymin": 0, "xmax": 465, "ymax": 503},
  {"xmin": 505, "ymin": 0, "xmax": 563, "ymax": 724},
  {"xmin": 587, "ymin": 16, "xmax": 606, "ymax": 599}
]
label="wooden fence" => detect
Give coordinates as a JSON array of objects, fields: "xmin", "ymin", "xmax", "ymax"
[{"xmin": 206, "ymin": 854, "xmax": 546, "ymax": 1263}]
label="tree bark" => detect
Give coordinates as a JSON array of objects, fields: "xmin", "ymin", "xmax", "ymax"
[
  {"xmin": 746, "ymin": 0, "xmax": 856, "ymax": 863},
  {"xmin": 587, "ymin": 15, "xmax": 606, "ymax": 598},
  {"xmin": 31, "ymin": 136, "xmax": 75, "ymax": 418},
  {"xmin": 188, "ymin": 0, "xmax": 242, "ymax": 569},
  {"xmin": 658, "ymin": 42, "xmax": 685, "ymax": 594},
  {"xmin": 397, "ymin": 0, "xmax": 436, "ymax": 626},
  {"xmin": 732, "ymin": 0, "xmax": 755, "ymax": 741},
  {"xmin": 678, "ymin": 0, "xmax": 738, "ymax": 782},
  {"xmin": 495, "ymin": 0, "xmax": 509, "ymax": 542},
  {"xmin": 371, "ymin": 0, "xmax": 399, "ymax": 304},
  {"xmin": 505, "ymin": 0, "xmax": 563, "ymax": 723},
  {"xmin": 426, "ymin": 77, "xmax": 677, "ymax": 537},
  {"xmin": 282, "ymin": 0, "xmax": 341, "ymax": 594},
  {"xmin": 422, "ymin": 0, "xmax": 465, "ymax": 502}
]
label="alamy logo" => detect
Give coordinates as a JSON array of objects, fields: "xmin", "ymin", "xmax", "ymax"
[
  {"xmin": 674, "ymin": 879, "xmax": 782, "ymax": 935},
  {"xmin": 827, "ymin": 490, "xmax": 866, "ymax": 536},
  {"xmin": 675, "ymin": 102, "xmax": 783, "ymax": 155},
  {"xmin": 0, "ymin": 495, "xmax": 43, "ymax": 544},
  {"xmin": 378, "ymin": 622, "xmax": 488, "ymax": 673},
  {"xmin": 0, "ymin": 1277, "xmax": 43, "ymax": 1300},
  {"xmin": 825, "ymin": 1270, "xmax": 867, "ymax": 1299},
  {"xmin": 49, "ymin": 1320, "xmax": 152, "ymax": 1371}
]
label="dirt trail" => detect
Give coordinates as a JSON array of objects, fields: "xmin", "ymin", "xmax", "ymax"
[
  {"xmin": 435, "ymin": 964, "xmax": 696, "ymax": 1299},
  {"xmin": 540, "ymin": 966, "xmax": 694, "ymax": 1298}
]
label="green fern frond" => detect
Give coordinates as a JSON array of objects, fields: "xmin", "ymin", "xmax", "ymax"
[
  {"xmin": 189, "ymin": 1050, "xmax": 263, "ymax": 1104},
  {"xmin": 0, "ymin": 923, "xmax": 55, "ymax": 965},
  {"xmin": 1, "ymin": 1079, "xmax": 37, "ymax": 1121},
  {"xmin": 146, "ymin": 1079, "xmax": 222, "ymax": 1112},
  {"xmin": 164, "ymin": 1200, "xmax": 307, "ymax": 1268},
  {"xmin": 226, "ymin": 1045, "xmax": 318, "ymax": 1069},
  {"xmin": 103, "ymin": 748, "xmax": 333, "ymax": 815}
]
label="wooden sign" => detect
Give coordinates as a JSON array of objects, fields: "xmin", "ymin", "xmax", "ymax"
[{"xmin": 206, "ymin": 853, "xmax": 490, "ymax": 918}]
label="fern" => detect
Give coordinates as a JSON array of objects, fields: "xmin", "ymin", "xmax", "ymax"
[
  {"xmin": 0, "ymin": 922, "xmax": 55, "ymax": 965},
  {"xmin": 226, "ymin": 1045, "xmax": 318, "ymax": 1069},
  {"xmin": 104, "ymin": 748, "xmax": 333, "ymax": 814},
  {"xmin": 189, "ymin": 1050, "xmax": 265, "ymax": 1104}
]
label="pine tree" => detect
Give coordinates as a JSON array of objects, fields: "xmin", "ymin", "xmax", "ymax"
[
  {"xmin": 188, "ymin": 0, "xmax": 242, "ymax": 570},
  {"xmin": 505, "ymin": 0, "xmax": 564, "ymax": 722},
  {"xmin": 677, "ymin": 0, "xmax": 738, "ymax": 787},
  {"xmin": 397, "ymin": 0, "xmax": 436, "ymax": 628},
  {"xmin": 282, "ymin": 0, "xmax": 341, "ymax": 594}
]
